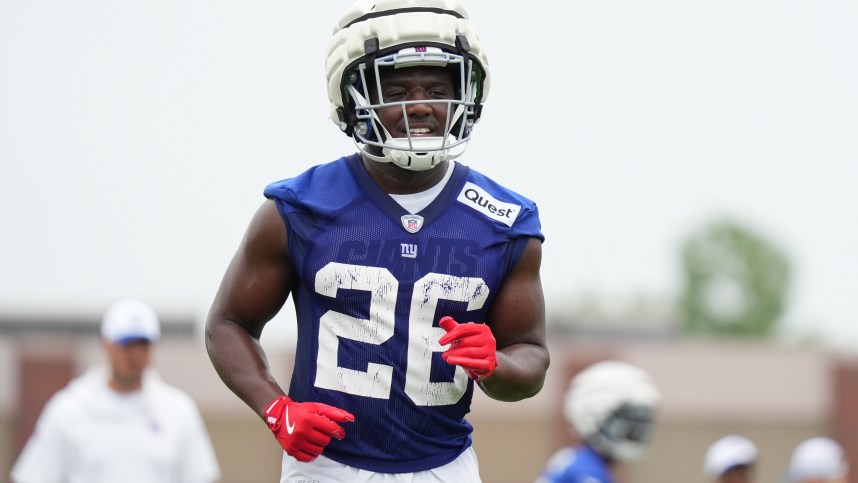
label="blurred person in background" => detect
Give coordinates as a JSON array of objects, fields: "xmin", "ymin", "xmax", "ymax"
[
  {"xmin": 785, "ymin": 437, "xmax": 849, "ymax": 483},
  {"xmin": 703, "ymin": 434, "xmax": 758, "ymax": 483},
  {"xmin": 536, "ymin": 360, "xmax": 661, "ymax": 483},
  {"xmin": 11, "ymin": 299, "xmax": 221, "ymax": 483}
]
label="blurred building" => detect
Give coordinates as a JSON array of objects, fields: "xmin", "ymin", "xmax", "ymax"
[{"xmin": 1, "ymin": 314, "xmax": 857, "ymax": 483}]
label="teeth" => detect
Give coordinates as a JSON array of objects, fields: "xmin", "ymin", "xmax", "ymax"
[{"xmin": 409, "ymin": 128, "xmax": 431, "ymax": 134}]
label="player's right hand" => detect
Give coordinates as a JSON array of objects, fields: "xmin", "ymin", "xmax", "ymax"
[{"xmin": 264, "ymin": 395, "xmax": 355, "ymax": 462}]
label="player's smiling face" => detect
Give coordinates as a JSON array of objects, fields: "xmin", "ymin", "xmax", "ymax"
[{"xmin": 371, "ymin": 66, "xmax": 455, "ymax": 139}]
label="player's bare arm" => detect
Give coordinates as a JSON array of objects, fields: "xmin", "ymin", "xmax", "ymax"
[
  {"xmin": 205, "ymin": 199, "xmax": 293, "ymax": 417},
  {"xmin": 478, "ymin": 237, "xmax": 549, "ymax": 402}
]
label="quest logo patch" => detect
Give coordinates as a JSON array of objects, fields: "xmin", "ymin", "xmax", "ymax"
[{"xmin": 456, "ymin": 182, "xmax": 521, "ymax": 227}]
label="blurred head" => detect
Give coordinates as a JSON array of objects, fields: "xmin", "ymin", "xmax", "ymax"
[
  {"xmin": 326, "ymin": 0, "xmax": 490, "ymax": 171},
  {"xmin": 787, "ymin": 437, "xmax": 849, "ymax": 483},
  {"xmin": 704, "ymin": 435, "xmax": 758, "ymax": 483},
  {"xmin": 719, "ymin": 465, "xmax": 754, "ymax": 483},
  {"xmin": 563, "ymin": 360, "xmax": 661, "ymax": 463},
  {"xmin": 100, "ymin": 299, "xmax": 160, "ymax": 392}
]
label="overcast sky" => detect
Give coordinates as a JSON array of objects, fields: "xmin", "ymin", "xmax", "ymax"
[{"xmin": 1, "ymin": 0, "xmax": 856, "ymax": 349}]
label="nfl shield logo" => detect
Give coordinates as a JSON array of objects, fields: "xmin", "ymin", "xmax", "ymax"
[{"xmin": 401, "ymin": 214, "xmax": 424, "ymax": 233}]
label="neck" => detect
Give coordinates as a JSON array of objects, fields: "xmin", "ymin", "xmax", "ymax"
[
  {"xmin": 360, "ymin": 154, "xmax": 448, "ymax": 195},
  {"xmin": 109, "ymin": 376, "xmax": 143, "ymax": 393}
]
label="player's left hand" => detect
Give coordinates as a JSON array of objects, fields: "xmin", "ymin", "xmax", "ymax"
[{"xmin": 438, "ymin": 316, "xmax": 498, "ymax": 381}]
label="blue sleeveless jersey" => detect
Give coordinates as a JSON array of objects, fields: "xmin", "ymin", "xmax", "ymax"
[
  {"xmin": 263, "ymin": 154, "xmax": 543, "ymax": 473},
  {"xmin": 539, "ymin": 444, "xmax": 614, "ymax": 483}
]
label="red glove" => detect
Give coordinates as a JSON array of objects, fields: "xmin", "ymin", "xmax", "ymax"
[
  {"xmin": 264, "ymin": 396, "xmax": 355, "ymax": 462},
  {"xmin": 438, "ymin": 316, "xmax": 499, "ymax": 381}
]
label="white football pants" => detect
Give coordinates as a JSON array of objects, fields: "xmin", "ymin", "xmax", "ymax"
[{"xmin": 279, "ymin": 446, "xmax": 481, "ymax": 483}]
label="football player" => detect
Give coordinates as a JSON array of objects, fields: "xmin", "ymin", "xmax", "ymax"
[
  {"xmin": 537, "ymin": 360, "xmax": 661, "ymax": 483},
  {"xmin": 205, "ymin": 1, "xmax": 550, "ymax": 482}
]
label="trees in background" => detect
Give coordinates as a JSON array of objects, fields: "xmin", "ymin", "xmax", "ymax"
[{"xmin": 678, "ymin": 218, "xmax": 791, "ymax": 338}]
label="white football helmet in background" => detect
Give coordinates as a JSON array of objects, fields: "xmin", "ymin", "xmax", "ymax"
[
  {"xmin": 325, "ymin": 0, "xmax": 491, "ymax": 171},
  {"xmin": 564, "ymin": 360, "xmax": 661, "ymax": 462}
]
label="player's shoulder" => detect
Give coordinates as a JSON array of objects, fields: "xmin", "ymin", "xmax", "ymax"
[
  {"xmin": 461, "ymin": 164, "xmax": 538, "ymax": 208},
  {"xmin": 264, "ymin": 154, "xmax": 357, "ymax": 198},
  {"xmin": 542, "ymin": 446, "xmax": 578, "ymax": 476},
  {"xmin": 541, "ymin": 445, "xmax": 612, "ymax": 483},
  {"xmin": 454, "ymin": 163, "xmax": 543, "ymax": 238},
  {"xmin": 264, "ymin": 153, "xmax": 361, "ymax": 213}
]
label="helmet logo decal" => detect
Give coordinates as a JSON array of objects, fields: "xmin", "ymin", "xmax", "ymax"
[{"xmin": 401, "ymin": 214, "xmax": 424, "ymax": 233}]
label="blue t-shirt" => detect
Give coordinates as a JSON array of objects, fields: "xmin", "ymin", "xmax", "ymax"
[
  {"xmin": 263, "ymin": 154, "xmax": 543, "ymax": 473},
  {"xmin": 539, "ymin": 444, "xmax": 614, "ymax": 483}
]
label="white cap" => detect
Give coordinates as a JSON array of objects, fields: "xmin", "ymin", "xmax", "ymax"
[
  {"xmin": 100, "ymin": 299, "xmax": 160, "ymax": 345},
  {"xmin": 787, "ymin": 437, "xmax": 848, "ymax": 482},
  {"xmin": 704, "ymin": 435, "xmax": 758, "ymax": 478}
]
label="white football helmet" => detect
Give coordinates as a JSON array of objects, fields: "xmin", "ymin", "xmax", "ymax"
[
  {"xmin": 325, "ymin": 0, "xmax": 490, "ymax": 171},
  {"xmin": 564, "ymin": 360, "xmax": 661, "ymax": 462}
]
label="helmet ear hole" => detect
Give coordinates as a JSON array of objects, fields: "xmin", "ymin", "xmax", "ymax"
[{"xmin": 359, "ymin": 121, "xmax": 376, "ymax": 142}]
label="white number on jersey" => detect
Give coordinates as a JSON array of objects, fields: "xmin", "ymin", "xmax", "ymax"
[{"xmin": 313, "ymin": 262, "xmax": 489, "ymax": 406}]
